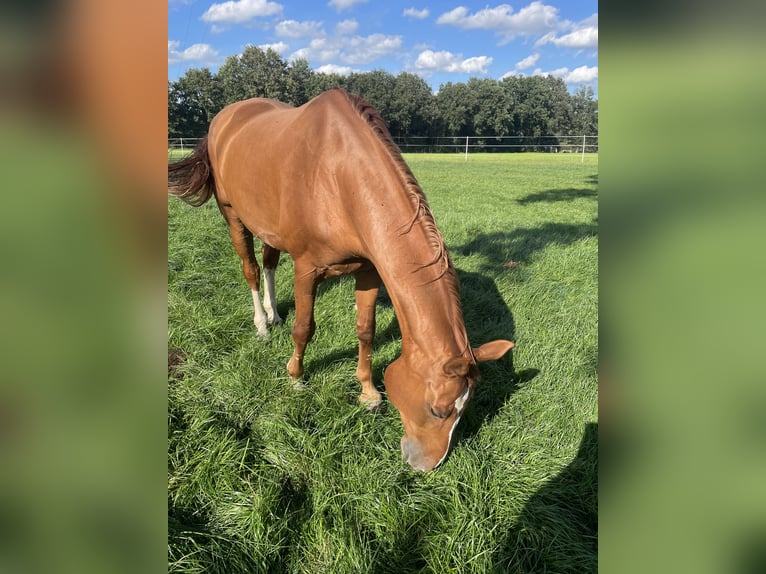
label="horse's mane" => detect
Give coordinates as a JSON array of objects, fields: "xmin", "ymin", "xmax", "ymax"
[{"xmin": 341, "ymin": 90, "xmax": 454, "ymax": 285}]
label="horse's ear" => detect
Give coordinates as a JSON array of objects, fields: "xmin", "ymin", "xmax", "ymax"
[{"xmin": 472, "ymin": 340, "xmax": 515, "ymax": 362}]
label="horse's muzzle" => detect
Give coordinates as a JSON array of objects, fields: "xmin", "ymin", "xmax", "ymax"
[{"xmin": 400, "ymin": 435, "xmax": 436, "ymax": 472}]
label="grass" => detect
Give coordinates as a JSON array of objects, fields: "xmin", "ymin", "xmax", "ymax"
[{"xmin": 168, "ymin": 152, "xmax": 598, "ymax": 573}]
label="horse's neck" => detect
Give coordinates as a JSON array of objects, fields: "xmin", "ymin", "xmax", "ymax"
[
  {"xmin": 369, "ymin": 230, "xmax": 468, "ymax": 361},
  {"xmin": 338, "ymin": 136, "xmax": 468, "ymax": 360},
  {"xmin": 395, "ymin": 274, "xmax": 468, "ymax": 360}
]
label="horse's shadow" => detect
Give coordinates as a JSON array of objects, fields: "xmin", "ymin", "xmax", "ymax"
[
  {"xmin": 450, "ymin": 266, "xmax": 536, "ymax": 445},
  {"xmin": 456, "ymin": 221, "xmax": 597, "ymax": 268},
  {"xmin": 493, "ymin": 422, "xmax": 598, "ymax": 572}
]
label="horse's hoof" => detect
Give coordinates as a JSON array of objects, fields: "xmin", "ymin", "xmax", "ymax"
[
  {"xmin": 292, "ymin": 380, "xmax": 307, "ymax": 391},
  {"xmin": 359, "ymin": 395, "xmax": 382, "ymax": 410}
]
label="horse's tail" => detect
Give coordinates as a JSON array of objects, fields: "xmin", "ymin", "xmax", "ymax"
[{"xmin": 168, "ymin": 136, "xmax": 215, "ymax": 206}]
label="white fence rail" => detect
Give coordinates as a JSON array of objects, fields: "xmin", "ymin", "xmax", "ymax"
[
  {"xmin": 168, "ymin": 138, "xmax": 204, "ymax": 152},
  {"xmin": 169, "ymin": 135, "xmax": 598, "ymax": 155},
  {"xmin": 392, "ymin": 135, "xmax": 598, "ymax": 154}
]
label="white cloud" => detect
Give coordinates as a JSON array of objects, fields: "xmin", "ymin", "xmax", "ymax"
[
  {"xmin": 536, "ymin": 25, "xmax": 597, "ymax": 48},
  {"xmin": 579, "ymin": 13, "xmax": 598, "ymax": 28},
  {"xmin": 316, "ymin": 64, "xmax": 357, "ymax": 75},
  {"xmin": 563, "ymin": 65, "xmax": 598, "ymax": 83},
  {"xmin": 335, "ymin": 19, "xmax": 359, "ymax": 35},
  {"xmin": 201, "ymin": 0, "xmax": 282, "ymax": 24},
  {"xmin": 290, "ymin": 38, "xmax": 340, "ymax": 63},
  {"xmin": 403, "ymin": 7, "xmax": 429, "ymax": 19},
  {"xmin": 533, "ymin": 66, "xmax": 568, "ymax": 77},
  {"xmin": 258, "ymin": 41, "xmax": 289, "ymax": 54},
  {"xmin": 275, "ymin": 19, "xmax": 324, "ymax": 39},
  {"xmin": 328, "ymin": 0, "xmax": 367, "ymax": 11},
  {"xmin": 168, "ymin": 41, "xmax": 222, "ymax": 65},
  {"xmin": 437, "ymin": 2, "xmax": 560, "ymax": 43},
  {"xmin": 500, "ymin": 70, "xmax": 522, "ymax": 80},
  {"xmin": 515, "ymin": 53, "xmax": 540, "ymax": 70},
  {"xmin": 415, "ymin": 49, "xmax": 493, "ymax": 74},
  {"xmin": 532, "ymin": 65, "xmax": 598, "ymax": 84},
  {"xmin": 290, "ymin": 33, "xmax": 402, "ymax": 66},
  {"xmin": 342, "ymin": 34, "xmax": 403, "ymax": 64}
]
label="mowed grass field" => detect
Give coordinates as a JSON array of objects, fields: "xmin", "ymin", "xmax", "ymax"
[{"xmin": 168, "ymin": 152, "xmax": 598, "ymax": 573}]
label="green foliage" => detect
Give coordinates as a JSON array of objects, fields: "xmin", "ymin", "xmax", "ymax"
[
  {"xmin": 218, "ymin": 46, "xmax": 290, "ymax": 105},
  {"xmin": 435, "ymin": 81, "xmax": 476, "ymax": 137},
  {"xmin": 168, "ymin": 68, "xmax": 223, "ymax": 138},
  {"xmin": 168, "ymin": 47, "xmax": 598, "ymax": 141},
  {"xmin": 168, "ymin": 153, "xmax": 598, "ymax": 573}
]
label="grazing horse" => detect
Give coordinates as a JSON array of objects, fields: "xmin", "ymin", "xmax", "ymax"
[{"xmin": 168, "ymin": 89, "xmax": 514, "ymax": 471}]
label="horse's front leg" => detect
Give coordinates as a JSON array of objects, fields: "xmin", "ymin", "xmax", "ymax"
[
  {"xmin": 355, "ymin": 268, "xmax": 382, "ymax": 409},
  {"xmin": 287, "ymin": 261, "xmax": 319, "ymax": 381}
]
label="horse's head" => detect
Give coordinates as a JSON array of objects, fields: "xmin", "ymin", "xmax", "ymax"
[{"xmin": 383, "ymin": 340, "xmax": 514, "ymax": 471}]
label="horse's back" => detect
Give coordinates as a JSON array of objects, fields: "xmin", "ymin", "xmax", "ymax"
[
  {"xmin": 206, "ymin": 90, "xmax": 367, "ymax": 257},
  {"xmin": 209, "ymin": 97, "xmax": 293, "ymax": 155}
]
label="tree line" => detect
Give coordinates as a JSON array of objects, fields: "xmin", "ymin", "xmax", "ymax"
[{"xmin": 169, "ymin": 46, "xmax": 597, "ymax": 148}]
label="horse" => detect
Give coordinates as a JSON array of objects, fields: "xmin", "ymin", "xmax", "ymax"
[{"xmin": 168, "ymin": 89, "xmax": 514, "ymax": 471}]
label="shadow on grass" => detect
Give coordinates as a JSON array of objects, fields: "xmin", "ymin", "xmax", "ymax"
[
  {"xmin": 451, "ymin": 267, "xmax": 530, "ymax": 446},
  {"xmin": 493, "ymin": 422, "xmax": 598, "ymax": 573},
  {"xmin": 168, "ymin": 476, "xmax": 313, "ymax": 573},
  {"xmin": 517, "ymin": 187, "xmax": 597, "ymax": 204},
  {"xmin": 456, "ymin": 222, "xmax": 597, "ymax": 267}
]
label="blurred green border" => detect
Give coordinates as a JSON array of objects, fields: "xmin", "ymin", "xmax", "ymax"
[{"xmin": 601, "ymin": 9, "xmax": 766, "ymax": 573}]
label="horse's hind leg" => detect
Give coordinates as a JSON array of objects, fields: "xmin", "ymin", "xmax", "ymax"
[
  {"xmin": 221, "ymin": 207, "xmax": 269, "ymax": 338},
  {"xmin": 261, "ymin": 244, "xmax": 283, "ymax": 326},
  {"xmin": 355, "ymin": 267, "xmax": 383, "ymax": 409}
]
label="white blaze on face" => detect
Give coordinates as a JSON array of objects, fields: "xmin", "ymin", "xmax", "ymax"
[
  {"xmin": 454, "ymin": 385, "xmax": 470, "ymax": 413},
  {"xmin": 434, "ymin": 385, "xmax": 472, "ymax": 469}
]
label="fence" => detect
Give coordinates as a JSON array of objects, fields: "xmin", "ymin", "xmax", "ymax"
[
  {"xmin": 169, "ymin": 135, "xmax": 598, "ymax": 156},
  {"xmin": 392, "ymin": 135, "xmax": 598, "ymax": 154},
  {"xmin": 168, "ymin": 138, "xmax": 204, "ymax": 152}
]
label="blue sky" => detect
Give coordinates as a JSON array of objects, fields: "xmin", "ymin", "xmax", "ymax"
[{"xmin": 168, "ymin": 0, "xmax": 597, "ymax": 95}]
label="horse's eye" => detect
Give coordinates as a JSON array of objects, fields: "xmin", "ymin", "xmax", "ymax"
[{"xmin": 429, "ymin": 405, "xmax": 452, "ymax": 419}]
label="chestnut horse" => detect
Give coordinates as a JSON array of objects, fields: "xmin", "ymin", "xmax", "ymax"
[{"xmin": 168, "ymin": 89, "xmax": 514, "ymax": 470}]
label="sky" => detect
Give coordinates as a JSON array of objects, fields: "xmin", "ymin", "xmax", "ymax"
[{"xmin": 168, "ymin": 0, "xmax": 597, "ymax": 96}]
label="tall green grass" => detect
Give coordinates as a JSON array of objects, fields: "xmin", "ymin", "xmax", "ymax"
[{"xmin": 168, "ymin": 152, "xmax": 598, "ymax": 573}]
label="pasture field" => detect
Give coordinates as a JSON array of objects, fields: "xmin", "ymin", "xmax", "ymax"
[{"xmin": 168, "ymin": 153, "xmax": 598, "ymax": 573}]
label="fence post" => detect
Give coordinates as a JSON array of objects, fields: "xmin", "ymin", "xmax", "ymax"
[
  {"xmin": 581, "ymin": 134, "xmax": 586, "ymax": 163},
  {"xmin": 465, "ymin": 136, "xmax": 469, "ymax": 161}
]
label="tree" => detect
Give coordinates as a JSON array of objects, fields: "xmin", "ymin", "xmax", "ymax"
[
  {"xmin": 305, "ymin": 72, "xmax": 346, "ymax": 99},
  {"xmin": 570, "ymin": 85, "xmax": 598, "ymax": 136},
  {"xmin": 468, "ymin": 78, "xmax": 511, "ymax": 138},
  {"xmin": 390, "ymin": 72, "xmax": 435, "ymax": 137},
  {"xmin": 541, "ymin": 75, "xmax": 574, "ymax": 136},
  {"xmin": 167, "ymin": 50, "xmax": 595, "ymax": 146},
  {"xmin": 168, "ymin": 69, "xmax": 221, "ymax": 138},
  {"xmin": 500, "ymin": 75, "xmax": 562, "ymax": 144},
  {"xmin": 217, "ymin": 46, "xmax": 289, "ymax": 105},
  {"xmin": 435, "ymin": 82, "xmax": 477, "ymax": 137},
  {"xmin": 345, "ymin": 70, "xmax": 397, "ymax": 127},
  {"xmin": 284, "ymin": 58, "xmax": 314, "ymax": 106}
]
